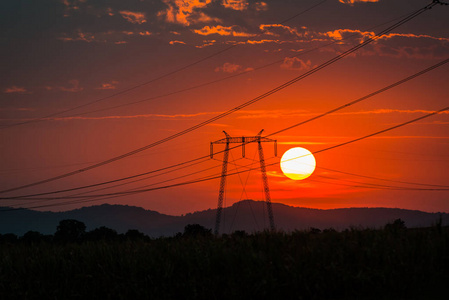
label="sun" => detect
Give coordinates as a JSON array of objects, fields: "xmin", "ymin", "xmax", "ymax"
[{"xmin": 280, "ymin": 147, "xmax": 316, "ymax": 180}]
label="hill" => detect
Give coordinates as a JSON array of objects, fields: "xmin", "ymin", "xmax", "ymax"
[{"xmin": 1, "ymin": 200, "xmax": 447, "ymax": 237}]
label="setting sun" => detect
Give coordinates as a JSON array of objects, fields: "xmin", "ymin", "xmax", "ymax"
[{"xmin": 280, "ymin": 147, "xmax": 316, "ymax": 180}]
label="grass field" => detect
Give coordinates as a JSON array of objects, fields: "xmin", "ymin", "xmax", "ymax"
[{"xmin": 1, "ymin": 224, "xmax": 448, "ymax": 299}]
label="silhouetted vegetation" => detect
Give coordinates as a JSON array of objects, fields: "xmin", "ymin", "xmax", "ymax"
[
  {"xmin": 54, "ymin": 219, "xmax": 86, "ymax": 243},
  {"xmin": 182, "ymin": 223, "xmax": 213, "ymax": 238},
  {"xmin": 1, "ymin": 220, "xmax": 448, "ymax": 299}
]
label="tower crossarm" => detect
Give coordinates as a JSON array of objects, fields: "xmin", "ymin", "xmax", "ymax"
[
  {"xmin": 211, "ymin": 136, "xmax": 275, "ymax": 144},
  {"xmin": 210, "ymin": 130, "xmax": 277, "ymax": 159}
]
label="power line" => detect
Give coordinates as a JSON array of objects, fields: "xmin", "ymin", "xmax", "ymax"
[
  {"xmin": 3, "ymin": 104, "xmax": 447, "ymax": 204},
  {"xmin": 0, "ymin": 3, "xmax": 437, "ymax": 195},
  {"xmin": 315, "ymin": 165, "xmax": 449, "ymax": 188},
  {"xmin": 2, "ymin": 56, "xmax": 447, "ymax": 199},
  {"xmin": 0, "ymin": 0, "xmax": 329, "ymax": 130}
]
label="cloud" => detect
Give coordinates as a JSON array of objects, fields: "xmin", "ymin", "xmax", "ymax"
[
  {"xmin": 260, "ymin": 24, "xmax": 302, "ymax": 37},
  {"xmin": 139, "ymin": 31, "xmax": 152, "ymax": 36},
  {"xmin": 46, "ymin": 80, "xmax": 83, "ymax": 92},
  {"xmin": 45, "ymin": 111, "xmax": 220, "ymax": 121},
  {"xmin": 215, "ymin": 62, "xmax": 242, "ymax": 73},
  {"xmin": 235, "ymin": 109, "xmax": 313, "ymax": 119},
  {"xmin": 222, "ymin": 0, "xmax": 248, "ymax": 11},
  {"xmin": 326, "ymin": 29, "xmax": 374, "ymax": 42},
  {"xmin": 255, "ymin": 1, "xmax": 268, "ymax": 11},
  {"xmin": 339, "ymin": 0, "xmax": 379, "ymax": 4},
  {"xmin": 335, "ymin": 109, "xmax": 449, "ymax": 116},
  {"xmin": 169, "ymin": 40, "xmax": 186, "ymax": 45},
  {"xmin": 160, "ymin": 0, "xmax": 218, "ymax": 26},
  {"xmin": 234, "ymin": 108, "xmax": 449, "ymax": 120},
  {"xmin": 322, "ymin": 28, "xmax": 449, "ymax": 59},
  {"xmin": 61, "ymin": 0, "xmax": 87, "ymax": 17},
  {"xmin": 59, "ymin": 30, "xmax": 154, "ymax": 44},
  {"xmin": 59, "ymin": 30, "xmax": 96, "ymax": 42},
  {"xmin": 96, "ymin": 81, "xmax": 118, "ymax": 90},
  {"xmin": 380, "ymin": 33, "xmax": 449, "ymax": 43},
  {"xmin": 106, "ymin": 7, "xmax": 114, "ymax": 16},
  {"xmin": 196, "ymin": 40, "xmax": 217, "ymax": 48},
  {"xmin": 119, "ymin": 11, "xmax": 147, "ymax": 24},
  {"xmin": 4, "ymin": 86, "xmax": 28, "ymax": 94},
  {"xmin": 193, "ymin": 25, "xmax": 254, "ymax": 37},
  {"xmin": 280, "ymin": 57, "xmax": 312, "ymax": 71},
  {"xmin": 0, "ymin": 107, "xmax": 35, "ymax": 112}
]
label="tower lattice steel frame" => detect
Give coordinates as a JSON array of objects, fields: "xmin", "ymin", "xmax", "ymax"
[{"xmin": 210, "ymin": 130, "xmax": 277, "ymax": 235}]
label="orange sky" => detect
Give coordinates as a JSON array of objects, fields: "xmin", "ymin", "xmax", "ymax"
[{"xmin": 1, "ymin": 0, "xmax": 448, "ymax": 216}]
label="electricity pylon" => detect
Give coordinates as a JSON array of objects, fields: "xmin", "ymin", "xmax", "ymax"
[{"xmin": 210, "ymin": 130, "xmax": 277, "ymax": 235}]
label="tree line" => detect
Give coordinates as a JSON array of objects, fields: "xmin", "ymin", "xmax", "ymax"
[{"xmin": 0, "ymin": 219, "xmax": 217, "ymax": 243}]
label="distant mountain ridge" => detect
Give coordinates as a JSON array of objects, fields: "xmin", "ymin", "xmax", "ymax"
[{"xmin": 1, "ymin": 200, "xmax": 447, "ymax": 237}]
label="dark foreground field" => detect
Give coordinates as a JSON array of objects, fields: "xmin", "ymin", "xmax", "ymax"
[{"xmin": 1, "ymin": 224, "xmax": 449, "ymax": 299}]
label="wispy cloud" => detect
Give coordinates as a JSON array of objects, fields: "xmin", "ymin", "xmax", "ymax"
[
  {"xmin": 326, "ymin": 29, "xmax": 373, "ymax": 42},
  {"xmin": 59, "ymin": 30, "xmax": 96, "ymax": 42},
  {"xmin": 61, "ymin": 0, "xmax": 87, "ymax": 17},
  {"xmin": 260, "ymin": 24, "xmax": 302, "ymax": 37},
  {"xmin": 169, "ymin": 40, "xmax": 186, "ymax": 45},
  {"xmin": 0, "ymin": 107, "xmax": 35, "ymax": 112},
  {"xmin": 255, "ymin": 1, "xmax": 268, "ymax": 11},
  {"xmin": 196, "ymin": 40, "xmax": 217, "ymax": 48},
  {"xmin": 139, "ymin": 31, "xmax": 152, "ymax": 36},
  {"xmin": 222, "ymin": 0, "xmax": 248, "ymax": 11},
  {"xmin": 323, "ymin": 29, "xmax": 449, "ymax": 59},
  {"xmin": 280, "ymin": 57, "xmax": 312, "ymax": 71},
  {"xmin": 336, "ymin": 109, "xmax": 449, "ymax": 116},
  {"xmin": 214, "ymin": 62, "xmax": 242, "ymax": 73},
  {"xmin": 11, "ymin": 108, "xmax": 447, "ymax": 123},
  {"xmin": 96, "ymin": 81, "xmax": 118, "ymax": 90},
  {"xmin": 45, "ymin": 80, "xmax": 83, "ymax": 92},
  {"xmin": 339, "ymin": 0, "xmax": 379, "ymax": 4},
  {"xmin": 59, "ymin": 30, "xmax": 153, "ymax": 44},
  {"xmin": 234, "ymin": 108, "xmax": 449, "ymax": 119},
  {"xmin": 45, "ymin": 111, "xmax": 221, "ymax": 122},
  {"xmin": 193, "ymin": 25, "xmax": 254, "ymax": 37},
  {"xmin": 381, "ymin": 33, "xmax": 449, "ymax": 42},
  {"xmin": 4, "ymin": 86, "xmax": 29, "ymax": 94},
  {"xmin": 119, "ymin": 11, "xmax": 147, "ymax": 24},
  {"xmin": 159, "ymin": 0, "xmax": 218, "ymax": 26}
]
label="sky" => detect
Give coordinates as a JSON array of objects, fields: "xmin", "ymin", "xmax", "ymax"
[{"xmin": 1, "ymin": 0, "xmax": 448, "ymax": 217}]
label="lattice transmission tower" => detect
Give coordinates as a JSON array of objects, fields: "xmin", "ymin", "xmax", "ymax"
[{"xmin": 210, "ymin": 130, "xmax": 277, "ymax": 235}]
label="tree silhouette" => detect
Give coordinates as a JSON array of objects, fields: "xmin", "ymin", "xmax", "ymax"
[
  {"xmin": 0, "ymin": 233, "xmax": 18, "ymax": 243},
  {"xmin": 125, "ymin": 229, "xmax": 146, "ymax": 240},
  {"xmin": 385, "ymin": 218, "xmax": 407, "ymax": 233},
  {"xmin": 183, "ymin": 224, "xmax": 212, "ymax": 238},
  {"xmin": 21, "ymin": 231, "xmax": 45, "ymax": 243},
  {"xmin": 54, "ymin": 219, "xmax": 86, "ymax": 242}
]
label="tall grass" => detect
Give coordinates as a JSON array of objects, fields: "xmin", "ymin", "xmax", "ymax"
[{"xmin": 1, "ymin": 226, "xmax": 448, "ymax": 299}]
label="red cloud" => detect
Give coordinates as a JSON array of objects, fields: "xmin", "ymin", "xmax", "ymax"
[
  {"xmin": 193, "ymin": 25, "xmax": 254, "ymax": 37},
  {"xmin": 255, "ymin": 1, "xmax": 268, "ymax": 11},
  {"xmin": 214, "ymin": 62, "xmax": 242, "ymax": 73},
  {"xmin": 281, "ymin": 57, "xmax": 312, "ymax": 71},
  {"xmin": 46, "ymin": 80, "xmax": 83, "ymax": 92},
  {"xmin": 96, "ymin": 81, "xmax": 118, "ymax": 90},
  {"xmin": 159, "ymin": 0, "xmax": 217, "ymax": 26},
  {"xmin": 339, "ymin": 0, "xmax": 379, "ymax": 4},
  {"xmin": 169, "ymin": 40, "xmax": 186, "ymax": 45},
  {"xmin": 119, "ymin": 11, "xmax": 147, "ymax": 24},
  {"xmin": 222, "ymin": 0, "xmax": 248, "ymax": 11},
  {"xmin": 4, "ymin": 86, "xmax": 28, "ymax": 94},
  {"xmin": 59, "ymin": 30, "xmax": 96, "ymax": 42}
]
